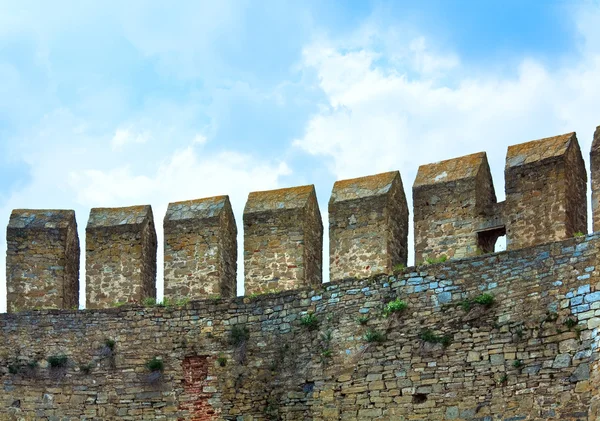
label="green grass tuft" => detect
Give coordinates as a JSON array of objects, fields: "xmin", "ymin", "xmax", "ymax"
[
  {"xmin": 47, "ymin": 355, "xmax": 68, "ymax": 369},
  {"xmin": 145, "ymin": 357, "xmax": 164, "ymax": 372},
  {"xmin": 383, "ymin": 299, "xmax": 408, "ymax": 316},
  {"xmin": 300, "ymin": 313, "xmax": 319, "ymax": 331}
]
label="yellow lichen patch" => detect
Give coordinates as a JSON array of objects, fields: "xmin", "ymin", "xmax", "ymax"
[
  {"xmin": 165, "ymin": 196, "xmax": 229, "ymax": 221},
  {"xmin": 330, "ymin": 171, "xmax": 399, "ymax": 203},
  {"xmin": 8, "ymin": 209, "xmax": 75, "ymax": 230},
  {"xmin": 87, "ymin": 205, "xmax": 152, "ymax": 227},
  {"xmin": 169, "ymin": 195, "xmax": 228, "ymax": 207},
  {"xmin": 245, "ymin": 185, "xmax": 315, "ymax": 213},
  {"xmin": 506, "ymin": 132, "xmax": 574, "ymax": 168},
  {"xmin": 414, "ymin": 152, "xmax": 486, "ymax": 187}
]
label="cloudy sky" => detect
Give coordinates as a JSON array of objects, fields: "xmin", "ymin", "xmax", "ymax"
[{"xmin": 1, "ymin": 0, "xmax": 600, "ymax": 311}]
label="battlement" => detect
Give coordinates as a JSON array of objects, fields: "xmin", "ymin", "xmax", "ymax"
[
  {"xmin": 86, "ymin": 205, "xmax": 157, "ymax": 309},
  {"xmin": 413, "ymin": 152, "xmax": 496, "ymax": 262},
  {"xmin": 6, "ymin": 209, "xmax": 79, "ymax": 313},
  {"xmin": 243, "ymin": 185, "xmax": 323, "ymax": 294},
  {"xmin": 2, "ymin": 126, "xmax": 598, "ymax": 311},
  {"xmin": 2, "ymin": 232, "xmax": 600, "ymax": 419},
  {"xmin": 164, "ymin": 196, "xmax": 237, "ymax": 301},
  {"xmin": 4, "ymin": 126, "xmax": 600, "ymax": 420},
  {"xmin": 329, "ymin": 171, "xmax": 408, "ymax": 280}
]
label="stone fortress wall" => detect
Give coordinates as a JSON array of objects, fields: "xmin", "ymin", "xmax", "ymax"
[{"xmin": 1, "ymin": 126, "xmax": 600, "ymax": 420}]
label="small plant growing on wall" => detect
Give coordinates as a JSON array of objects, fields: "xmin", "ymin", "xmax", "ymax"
[
  {"xmin": 473, "ymin": 293, "xmax": 495, "ymax": 307},
  {"xmin": 47, "ymin": 355, "xmax": 68, "ymax": 369},
  {"xmin": 145, "ymin": 357, "xmax": 164, "ymax": 372},
  {"xmin": 230, "ymin": 325, "xmax": 250, "ymax": 346},
  {"xmin": 79, "ymin": 363, "xmax": 93, "ymax": 374},
  {"xmin": 383, "ymin": 299, "xmax": 408, "ymax": 317},
  {"xmin": 230, "ymin": 324, "xmax": 250, "ymax": 364},
  {"xmin": 460, "ymin": 293, "xmax": 496, "ymax": 312},
  {"xmin": 100, "ymin": 339, "xmax": 116, "ymax": 357},
  {"xmin": 425, "ymin": 255, "xmax": 447, "ymax": 265},
  {"xmin": 216, "ymin": 354, "xmax": 227, "ymax": 367},
  {"xmin": 496, "ymin": 374, "xmax": 508, "ymax": 385},
  {"xmin": 392, "ymin": 263, "xmax": 406, "ymax": 274},
  {"xmin": 142, "ymin": 297, "xmax": 157, "ymax": 306},
  {"xmin": 419, "ymin": 329, "xmax": 452, "ymax": 347},
  {"xmin": 145, "ymin": 357, "xmax": 164, "ymax": 384},
  {"xmin": 8, "ymin": 363, "xmax": 20, "ymax": 375},
  {"xmin": 300, "ymin": 313, "xmax": 319, "ymax": 331},
  {"xmin": 364, "ymin": 329, "xmax": 386, "ymax": 343}
]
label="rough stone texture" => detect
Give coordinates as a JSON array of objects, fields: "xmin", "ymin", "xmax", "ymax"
[
  {"xmin": 5, "ymin": 209, "xmax": 79, "ymax": 312},
  {"xmin": 413, "ymin": 152, "xmax": 497, "ymax": 263},
  {"xmin": 329, "ymin": 171, "xmax": 408, "ymax": 281},
  {"xmin": 1, "ymin": 234, "xmax": 600, "ymax": 420},
  {"xmin": 164, "ymin": 196, "xmax": 237, "ymax": 301},
  {"xmin": 591, "ymin": 126, "xmax": 600, "ymax": 232},
  {"xmin": 86, "ymin": 205, "xmax": 157, "ymax": 308},
  {"xmin": 505, "ymin": 132, "xmax": 587, "ymax": 250},
  {"xmin": 243, "ymin": 185, "xmax": 323, "ymax": 295}
]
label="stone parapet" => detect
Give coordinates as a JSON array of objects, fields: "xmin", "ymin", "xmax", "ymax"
[
  {"xmin": 164, "ymin": 196, "xmax": 237, "ymax": 301},
  {"xmin": 0, "ymin": 233, "xmax": 599, "ymax": 419},
  {"xmin": 86, "ymin": 205, "xmax": 157, "ymax": 308},
  {"xmin": 243, "ymin": 185, "xmax": 322, "ymax": 294},
  {"xmin": 505, "ymin": 132, "xmax": 587, "ymax": 250},
  {"xmin": 6, "ymin": 209, "xmax": 79, "ymax": 312},
  {"xmin": 591, "ymin": 126, "xmax": 600, "ymax": 232},
  {"xmin": 413, "ymin": 152, "xmax": 497, "ymax": 262},
  {"xmin": 329, "ymin": 171, "xmax": 408, "ymax": 281}
]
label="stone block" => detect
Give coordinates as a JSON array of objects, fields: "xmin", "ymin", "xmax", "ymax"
[
  {"xmin": 505, "ymin": 132, "xmax": 587, "ymax": 250},
  {"xmin": 243, "ymin": 185, "xmax": 322, "ymax": 295},
  {"xmin": 591, "ymin": 125, "xmax": 600, "ymax": 232},
  {"xmin": 6, "ymin": 209, "xmax": 79, "ymax": 312},
  {"xmin": 86, "ymin": 205, "xmax": 157, "ymax": 308},
  {"xmin": 163, "ymin": 195, "xmax": 237, "ymax": 301},
  {"xmin": 413, "ymin": 152, "xmax": 497, "ymax": 262},
  {"xmin": 329, "ymin": 171, "xmax": 408, "ymax": 281}
]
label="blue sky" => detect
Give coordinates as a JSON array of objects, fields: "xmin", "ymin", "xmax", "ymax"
[{"xmin": 1, "ymin": 0, "xmax": 600, "ymax": 311}]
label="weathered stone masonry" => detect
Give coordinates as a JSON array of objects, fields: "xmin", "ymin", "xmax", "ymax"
[
  {"xmin": 1, "ymin": 234, "xmax": 600, "ymax": 420},
  {"xmin": 414, "ymin": 131, "xmax": 588, "ymax": 263},
  {"xmin": 86, "ymin": 205, "xmax": 157, "ymax": 309},
  {"xmin": 5, "ymin": 209, "xmax": 79, "ymax": 312},
  {"xmin": 4, "ymin": 125, "xmax": 600, "ymax": 420},
  {"xmin": 591, "ymin": 125, "xmax": 600, "ymax": 232},
  {"xmin": 329, "ymin": 171, "xmax": 408, "ymax": 281},
  {"xmin": 505, "ymin": 132, "xmax": 587, "ymax": 250},
  {"xmin": 164, "ymin": 196, "xmax": 237, "ymax": 301},
  {"xmin": 243, "ymin": 185, "xmax": 323, "ymax": 295},
  {"xmin": 413, "ymin": 152, "xmax": 496, "ymax": 263}
]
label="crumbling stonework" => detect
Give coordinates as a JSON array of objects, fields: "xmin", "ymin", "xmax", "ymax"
[
  {"xmin": 1, "ymin": 234, "xmax": 599, "ymax": 420},
  {"xmin": 86, "ymin": 205, "xmax": 157, "ymax": 308},
  {"xmin": 505, "ymin": 132, "xmax": 587, "ymax": 250},
  {"xmin": 591, "ymin": 126, "xmax": 600, "ymax": 232},
  {"xmin": 329, "ymin": 171, "xmax": 408, "ymax": 281},
  {"xmin": 164, "ymin": 196, "xmax": 237, "ymax": 301},
  {"xmin": 5, "ymin": 209, "xmax": 79, "ymax": 312},
  {"xmin": 243, "ymin": 185, "xmax": 322, "ymax": 295},
  {"xmin": 413, "ymin": 152, "xmax": 497, "ymax": 263}
]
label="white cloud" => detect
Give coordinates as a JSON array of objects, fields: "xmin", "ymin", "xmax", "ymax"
[
  {"xmin": 293, "ymin": 4, "xmax": 600, "ymax": 263},
  {"xmin": 192, "ymin": 134, "xmax": 208, "ymax": 145},
  {"xmin": 0, "ymin": 110, "xmax": 291, "ymax": 312},
  {"xmin": 111, "ymin": 127, "xmax": 151, "ymax": 149}
]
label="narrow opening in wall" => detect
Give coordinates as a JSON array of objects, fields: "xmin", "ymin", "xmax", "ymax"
[
  {"xmin": 412, "ymin": 393, "xmax": 428, "ymax": 404},
  {"xmin": 477, "ymin": 227, "xmax": 506, "ymax": 254}
]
